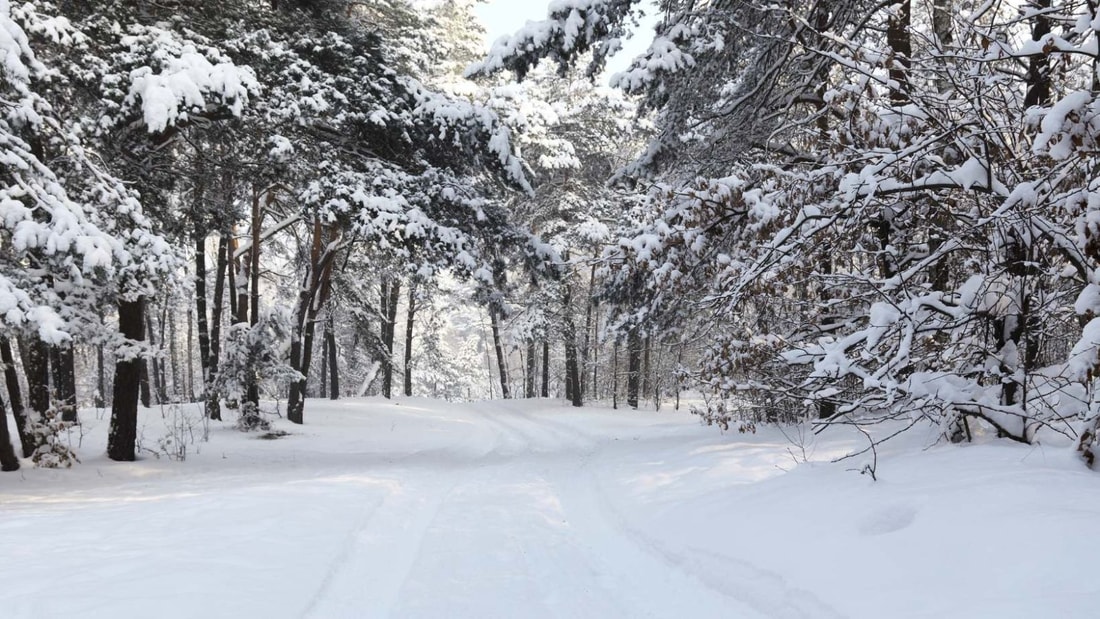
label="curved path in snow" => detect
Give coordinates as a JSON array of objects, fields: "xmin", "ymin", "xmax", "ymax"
[{"xmin": 299, "ymin": 400, "xmax": 837, "ymax": 619}]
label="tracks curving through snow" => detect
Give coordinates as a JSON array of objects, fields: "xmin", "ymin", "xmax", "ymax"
[{"xmin": 294, "ymin": 401, "xmax": 835, "ymax": 618}]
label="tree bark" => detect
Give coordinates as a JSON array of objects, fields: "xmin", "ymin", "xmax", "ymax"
[
  {"xmin": 246, "ymin": 188, "xmax": 264, "ymax": 409},
  {"xmin": 886, "ymin": 0, "xmax": 912, "ymax": 104},
  {"xmin": 287, "ymin": 223, "xmax": 340, "ymax": 423},
  {"xmin": 327, "ymin": 316, "xmax": 339, "ymax": 400},
  {"xmin": 380, "ymin": 278, "xmax": 401, "ymax": 398},
  {"xmin": 489, "ymin": 307, "xmax": 510, "ymax": 398},
  {"xmin": 403, "ymin": 283, "xmax": 416, "ymax": 397},
  {"xmin": 525, "ymin": 339, "xmax": 537, "ymax": 398},
  {"xmin": 562, "ymin": 281, "xmax": 582, "ymax": 407},
  {"xmin": 195, "ymin": 233, "xmax": 212, "ymax": 403},
  {"xmin": 108, "ymin": 297, "xmax": 146, "ymax": 461},
  {"xmin": 0, "ymin": 390, "xmax": 18, "ymax": 470},
  {"xmin": 1024, "ymin": 0, "xmax": 1052, "ymax": 107},
  {"xmin": 20, "ymin": 336, "xmax": 49, "ymax": 421},
  {"xmin": 186, "ymin": 308, "xmax": 195, "ymax": 402},
  {"xmin": 207, "ymin": 235, "xmax": 229, "ymax": 420},
  {"xmin": 627, "ymin": 329, "xmax": 641, "ymax": 409},
  {"xmin": 50, "ymin": 344, "xmax": 77, "ymax": 422},
  {"xmin": 541, "ymin": 339, "xmax": 549, "ymax": 398},
  {"xmin": 1, "ymin": 339, "xmax": 31, "ymax": 457},
  {"xmin": 169, "ymin": 306, "xmax": 180, "ymax": 402}
]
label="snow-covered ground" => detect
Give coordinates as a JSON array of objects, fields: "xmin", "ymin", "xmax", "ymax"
[{"xmin": 2, "ymin": 398, "xmax": 1099, "ymax": 618}]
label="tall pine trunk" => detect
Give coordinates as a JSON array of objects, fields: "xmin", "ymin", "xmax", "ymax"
[
  {"xmin": 20, "ymin": 336, "xmax": 49, "ymax": 422},
  {"xmin": 1, "ymin": 338, "xmax": 32, "ymax": 456},
  {"xmin": 541, "ymin": 340, "xmax": 549, "ymax": 398},
  {"xmin": 108, "ymin": 298, "xmax": 146, "ymax": 461},
  {"xmin": 403, "ymin": 283, "xmax": 416, "ymax": 397},
  {"xmin": 0, "ymin": 390, "xmax": 18, "ymax": 470},
  {"xmin": 525, "ymin": 339, "xmax": 536, "ymax": 398},
  {"xmin": 207, "ymin": 235, "xmax": 229, "ymax": 420},
  {"xmin": 246, "ymin": 189, "xmax": 263, "ymax": 409},
  {"xmin": 50, "ymin": 345, "xmax": 77, "ymax": 422},
  {"xmin": 380, "ymin": 278, "xmax": 400, "ymax": 398},
  {"xmin": 327, "ymin": 316, "xmax": 339, "ymax": 400},
  {"xmin": 626, "ymin": 330, "xmax": 641, "ymax": 409},
  {"xmin": 562, "ymin": 283, "xmax": 582, "ymax": 407},
  {"xmin": 489, "ymin": 308, "xmax": 510, "ymax": 398},
  {"xmin": 287, "ymin": 223, "xmax": 339, "ymax": 423}
]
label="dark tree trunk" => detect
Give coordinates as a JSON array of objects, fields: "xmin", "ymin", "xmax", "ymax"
[
  {"xmin": 320, "ymin": 322, "xmax": 329, "ymax": 398},
  {"xmin": 169, "ymin": 307, "xmax": 180, "ymax": 401},
  {"xmin": 327, "ymin": 316, "xmax": 339, "ymax": 400},
  {"xmin": 95, "ymin": 341, "xmax": 106, "ymax": 408},
  {"xmin": 525, "ymin": 339, "xmax": 537, "ymax": 398},
  {"xmin": 145, "ymin": 311, "xmax": 165, "ymax": 405},
  {"xmin": 641, "ymin": 336, "xmax": 651, "ymax": 401},
  {"xmin": 54, "ymin": 345, "xmax": 77, "ymax": 422},
  {"xmin": 627, "ymin": 330, "xmax": 641, "ymax": 409},
  {"xmin": 195, "ymin": 234, "xmax": 212, "ymax": 401},
  {"xmin": 207, "ymin": 235, "xmax": 229, "ymax": 420},
  {"xmin": 0, "ymin": 391, "xmax": 18, "ymax": 471},
  {"xmin": 287, "ymin": 223, "xmax": 339, "ymax": 424},
  {"xmin": 139, "ymin": 355, "xmax": 151, "ymax": 408},
  {"xmin": 186, "ymin": 308, "xmax": 195, "ymax": 402},
  {"xmin": 1, "ymin": 339, "xmax": 31, "ymax": 457},
  {"xmin": 21, "ymin": 336, "xmax": 49, "ymax": 420},
  {"xmin": 1024, "ymin": 0, "xmax": 1052, "ymax": 107},
  {"xmin": 108, "ymin": 298, "xmax": 146, "ymax": 461},
  {"xmin": 246, "ymin": 190, "xmax": 263, "ymax": 409},
  {"xmin": 380, "ymin": 278, "xmax": 401, "ymax": 398},
  {"xmin": 562, "ymin": 284, "xmax": 582, "ymax": 407},
  {"xmin": 403, "ymin": 283, "xmax": 416, "ymax": 397},
  {"xmin": 489, "ymin": 308, "xmax": 510, "ymax": 399},
  {"xmin": 581, "ymin": 262, "xmax": 596, "ymax": 399},
  {"xmin": 541, "ymin": 339, "xmax": 549, "ymax": 398},
  {"xmin": 886, "ymin": 0, "xmax": 912, "ymax": 104},
  {"xmin": 612, "ymin": 339, "xmax": 619, "ymax": 410}
]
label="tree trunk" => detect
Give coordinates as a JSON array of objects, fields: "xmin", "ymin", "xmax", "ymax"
[
  {"xmin": 1, "ymin": 339, "xmax": 31, "ymax": 457},
  {"xmin": 95, "ymin": 341, "xmax": 106, "ymax": 408},
  {"xmin": 0, "ymin": 390, "xmax": 18, "ymax": 471},
  {"xmin": 195, "ymin": 233, "xmax": 212, "ymax": 405},
  {"xmin": 287, "ymin": 223, "xmax": 339, "ymax": 423},
  {"xmin": 612, "ymin": 339, "xmax": 619, "ymax": 410},
  {"xmin": 108, "ymin": 297, "xmax": 145, "ymax": 461},
  {"xmin": 525, "ymin": 339, "xmax": 537, "ymax": 398},
  {"xmin": 1024, "ymin": 0, "xmax": 1052, "ymax": 107},
  {"xmin": 627, "ymin": 330, "xmax": 641, "ymax": 409},
  {"xmin": 403, "ymin": 283, "xmax": 416, "ymax": 397},
  {"xmin": 207, "ymin": 235, "xmax": 229, "ymax": 420},
  {"xmin": 581, "ymin": 262, "xmax": 596, "ymax": 399},
  {"xmin": 169, "ymin": 306, "xmax": 180, "ymax": 402},
  {"xmin": 186, "ymin": 308, "xmax": 195, "ymax": 402},
  {"xmin": 380, "ymin": 278, "xmax": 401, "ymax": 398},
  {"xmin": 246, "ymin": 189, "xmax": 263, "ymax": 409},
  {"xmin": 541, "ymin": 339, "xmax": 549, "ymax": 398},
  {"xmin": 886, "ymin": 0, "xmax": 912, "ymax": 104},
  {"xmin": 562, "ymin": 283, "xmax": 582, "ymax": 407},
  {"xmin": 489, "ymin": 307, "xmax": 510, "ymax": 398},
  {"xmin": 327, "ymin": 316, "xmax": 339, "ymax": 400},
  {"xmin": 320, "ymin": 320, "xmax": 329, "ymax": 398},
  {"xmin": 21, "ymin": 336, "xmax": 49, "ymax": 421},
  {"xmin": 51, "ymin": 344, "xmax": 77, "ymax": 422},
  {"xmin": 139, "ymin": 353, "xmax": 151, "ymax": 408}
]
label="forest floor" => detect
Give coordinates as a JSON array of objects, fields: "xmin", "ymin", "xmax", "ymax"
[{"xmin": 2, "ymin": 397, "xmax": 1099, "ymax": 618}]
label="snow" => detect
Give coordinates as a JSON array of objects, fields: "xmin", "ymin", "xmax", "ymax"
[{"xmin": 3, "ymin": 398, "xmax": 1099, "ymax": 618}]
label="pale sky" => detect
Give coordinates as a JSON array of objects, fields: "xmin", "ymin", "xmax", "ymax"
[{"xmin": 473, "ymin": 0, "xmax": 658, "ymax": 80}]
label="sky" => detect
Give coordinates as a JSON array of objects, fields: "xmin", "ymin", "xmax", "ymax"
[{"xmin": 473, "ymin": 0, "xmax": 658, "ymax": 80}]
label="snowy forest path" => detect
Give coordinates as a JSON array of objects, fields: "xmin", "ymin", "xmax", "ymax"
[{"xmin": 297, "ymin": 400, "xmax": 774, "ymax": 618}]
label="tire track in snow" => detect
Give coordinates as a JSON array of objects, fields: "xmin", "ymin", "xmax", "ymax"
[
  {"xmin": 488, "ymin": 403, "xmax": 845, "ymax": 619},
  {"xmin": 299, "ymin": 471, "xmax": 459, "ymax": 619},
  {"xmin": 583, "ymin": 468, "xmax": 848, "ymax": 619}
]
